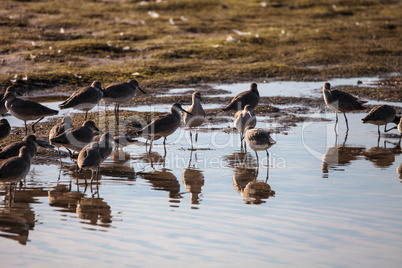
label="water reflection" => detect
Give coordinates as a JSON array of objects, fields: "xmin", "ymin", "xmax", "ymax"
[
  {"xmin": 321, "ymin": 135, "xmax": 365, "ymax": 178},
  {"xmin": 140, "ymin": 167, "xmax": 182, "ymax": 202},
  {"xmin": 76, "ymin": 196, "xmax": 112, "ymax": 228},
  {"xmin": 0, "ymin": 186, "xmax": 37, "ymax": 245},
  {"xmin": 225, "ymin": 152, "xmax": 275, "ymax": 204},
  {"xmin": 48, "ymin": 184, "xmax": 85, "ymax": 213},
  {"xmin": 363, "ymin": 141, "xmax": 401, "ymax": 169},
  {"xmin": 182, "ymin": 151, "xmax": 204, "ymax": 206},
  {"xmin": 397, "ymin": 163, "xmax": 402, "ymax": 180}
]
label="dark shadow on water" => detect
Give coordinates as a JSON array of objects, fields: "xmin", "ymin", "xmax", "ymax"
[{"xmin": 182, "ymin": 151, "xmax": 204, "ymax": 207}]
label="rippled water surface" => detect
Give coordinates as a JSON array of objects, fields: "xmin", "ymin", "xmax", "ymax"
[{"xmin": 1, "ymin": 78, "xmax": 402, "ymax": 267}]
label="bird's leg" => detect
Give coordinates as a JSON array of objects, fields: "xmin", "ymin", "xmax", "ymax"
[
  {"xmin": 255, "ymin": 151, "xmax": 259, "ymax": 166},
  {"xmin": 85, "ymin": 111, "xmax": 88, "ymax": 121},
  {"xmin": 163, "ymin": 137, "xmax": 167, "ymax": 154},
  {"xmin": 149, "ymin": 138, "xmax": 154, "ymax": 153},
  {"xmin": 195, "ymin": 129, "xmax": 198, "ymax": 143},
  {"xmin": 385, "ymin": 124, "xmax": 397, "ymax": 132},
  {"xmin": 32, "ymin": 117, "xmax": 45, "ymax": 133},
  {"xmin": 24, "ymin": 121, "xmax": 28, "ymax": 136},
  {"xmin": 190, "ymin": 129, "xmax": 193, "ymax": 149},
  {"xmin": 265, "ymin": 150, "xmax": 270, "ymax": 183},
  {"xmin": 343, "ymin": 113, "xmax": 349, "ymax": 131},
  {"xmin": 378, "ymin": 125, "xmax": 381, "ymax": 136}
]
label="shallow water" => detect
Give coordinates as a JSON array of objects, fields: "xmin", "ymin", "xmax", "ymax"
[{"xmin": 1, "ymin": 80, "xmax": 402, "ymax": 267}]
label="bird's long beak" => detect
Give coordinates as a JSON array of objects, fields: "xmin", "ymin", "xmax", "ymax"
[
  {"xmin": 180, "ymin": 106, "xmax": 192, "ymax": 115},
  {"xmin": 138, "ymin": 87, "xmax": 146, "ymax": 94},
  {"xmin": 101, "ymin": 88, "xmax": 109, "ymax": 97},
  {"xmin": 16, "ymin": 92, "xmax": 23, "ymax": 96}
]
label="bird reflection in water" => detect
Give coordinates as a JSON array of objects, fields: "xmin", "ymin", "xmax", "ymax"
[
  {"xmin": 48, "ymin": 184, "xmax": 85, "ymax": 213},
  {"xmin": 364, "ymin": 140, "xmax": 401, "ymax": 169},
  {"xmin": 0, "ymin": 186, "xmax": 37, "ymax": 245},
  {"xmin": 76, "ymin": 196, "xmax": 112, "ymax": 228},
  {"xmin": 182, "ymin": 151, "xmax": 204, "ymax": 207},
  {"xmin": 225, "ymin": 152, "xmax": 275, "ymax": 205},
  {"xmin": 321, "ymin": 134, "xmax": 365, "ymax": 178},
  {"xmin": 397, "ymin": 163, "xmax": 402, "ymax": 181},
  {"xmin": 139, "ymin": 151, "xmax": 182, "ymax": 204}
]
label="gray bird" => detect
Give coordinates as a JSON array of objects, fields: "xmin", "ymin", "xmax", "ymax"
[
  {"xmin": 50, "ymin": 120, "xmax": 100, "ymax": 154},
  {"xmin": 0, "ymin": 118, "xmax": 11, "ymax": 141},
  {"xmin": 59, "ymin": 81, "xmax": 105, "ymax": 121},
  {"xmin": 49, "ymin": 116, "xmax": 73, "ymax": 162},
  {"xmin": 0, "ymin": 91, "xmax": 58, "ymax": 135},
  {"xmin": 322, "ymin": 82, "xmax": 367, "ymax": 131},
  {"xmin": 244, "ymin": 126, "xmax": 276, "ymax": 164},
  {"xmin": 0, "ymin": 135, "xmax": 37, "ymax": 160},
  {"xmin": 103, "ymin": 79, "xmax": 146, "ymax": 123},
  {"xmin": 136, "ymin": 103, "xmax": 191, "ymax": 153},
  {"xmin": 183, "ymin": 91, "xmax": 206, "ymax": 149},
  {"xmin": 234, "ymin": 104, "xmax": 257, "ymax": 150},
  {"xmin": 222, "ymin": 82, "xmax": 260, "ymax": 112},
  {"xmin": 362, "ymin": 105, "xmax": 401, "ymax": 136},
  {"xmin": 0, "ymin": 146, "xmax": 32, "ymax": 185}
]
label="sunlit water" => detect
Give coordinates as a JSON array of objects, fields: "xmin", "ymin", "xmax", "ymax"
[{"xmin": 1, "ymin": 78, "xmax": 402, "ymax": 267}]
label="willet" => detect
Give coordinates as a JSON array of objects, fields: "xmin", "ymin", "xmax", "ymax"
[
  {"xmin": 222, "ymin": 82, "xmax": 260, "ymax": 112},
  {"xmin": 0, "ymin": 146, "xmax": 31, "ymax": 186},
  {"xmin": 77, "ymin": 142, "xmax": 101, "ymax": 186},
  {"xmin": 0, "ymin": 118, "xmax": 11, "ymax": 140},
  {"xmin": 0, "ymin": 134, "xmax": 37, "ymax": 160},
  {"xmin": 0, "ymin": 86, "xmax": 21, "ymax": 115},
  {"xmin": 59, "ymin": 81, "xmax": 105, "ymax": 120},
  {"xmin": 136, "ymin": 103, "xmax": 191, "ymax": 152},
  {"xmin": 49, "ymin": 116, "xmax": 73, "ymax": 162},
  {"xmin": 234, "ymin": 104, "xmax": 256, "ymax": 150},
  {"xmin": 322, "ymin": 82, "xmax": 367, "ymax": 131},
  {"xmin": 91, "ymin": 132, "xmax": 113, "ymax": 163},
  {"xmin": 50, "ymin": 120, "xmax": 100, "ymax": 154},
  {"xmin": 244, "ymin": 126, "xmax": 276, "ymax": 164},
  {"xmin": 183, "ymin": 91, "xmax": 205, "ymax": 149},
  {"xmin": 103, "ymin": 79, "xmax": 146, "ymax": 123},
  {"xmin": 0, "ymin": 91, "xmax": 58, "ymax": 135},
  {"xmin": 361, "ymin": 105, "xmax": 400, "ymax": 136}
]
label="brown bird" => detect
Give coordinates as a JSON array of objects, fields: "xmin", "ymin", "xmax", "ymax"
[
  {"xmin": 0, "ymin": 118, "xmax": 11, "ymax": 141},
  {"xmin": 222, "ymin": 82, "xmax": 260, "ymax": 112},
  {"xmin": 49, "ymin": 116, "xmax": 73, "ymax": 162},
  {"xmin": 50, "ymin": 120, "xmax": 100, "ymax": 154},
  {"xmin": 244, "ymin": 126, "xmax": 276, "ymax": 164},
  {"xmin": 0, "ymin": 86, "xmax": 22, "ymax": 115},
  {"xmin": 322, "ymin": 82, "xmax": 367, "ymax": 131},
  {"xmin": 0, "ymin": 134, "xmax": 37, "ymax": 160},
  {"xmin": 234, "ymin": 104, "xmax": 257, "ymax": 150},
  {"xmin": 103, "ymin": 79, "xmax": 146, "ymax": 123},
  {"xmin": 362, "ymin": 105, "xmax": 401, "ymax": 136},
  {"xmin": 59, "ymin": 81, "xmax": 105, "ymax": 120},
  {"xmin": 0, "ymin": 91, "xmax": 58, "ymax": 135},
  {"xmin": 183, "ymin": 91, "xmax": 206, "ymax": 149},
  {"xmin": 0, "ymin": 146, "xmax": 32, "ymax": 185},
  {"xmin": 136, "ymin": 103, "xmax": 191, "ymax": 153}
]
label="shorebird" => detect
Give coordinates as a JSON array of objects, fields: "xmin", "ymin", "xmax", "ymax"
[
  {"xmin": 50, "ymin": 120, "xmax": 100, "ymax": 154},
  {"xmin": 361, "ymin": 105, "xmax": 400, "ymax": 136},
  {"xmin": 222, "ymin": 82, "xmax": 260, "ymax": 112},
  {"xmin": 136, "ymin": 103, "xmax": 191, "ymax": 153},
  {"xmin": 183, "ymin": 91, "xmax": 205, "ymax": 149},
  {"xmin": 234, "ymin": 104, "xmax": 256, "ymax": 150},
  {"xmin": 59, "ymin": 81, "xmax": 105, "ymax": 120},
  {"xmin": 90, "ymin": 132, "xmax": 113, "ymax": 163},
  {"xmin": 103, "ymin": 79, "xmax": 146, "ymax": 123},
  {"xmin": 0, "ymin": 146, "xmax": 32, "ymax": 185},
  {"xmin": 322, "ymin": 82, "xmax": 367, "ymax": 131},
  {"xmin": 0, "ymin": 118, "xmax": 11, "ymax": 140},
  {"xmin": 0, "ymin": 91, "xmax": 58, "ymax": 135},
  {"xmin": 0, "ymin": 135, "xmax": 37, "ymax": 160},
  {"xmin": 77, "ymin": 142, "xmax": 102, "ymax": 186},
  {"xmin": 244, "ymin": 126, "xmax": 276, "ymax": 164},
  {"xmin": 49, "ymin": 116, "xmax": 73, "ymax": 162},
  {"xmin": 0, "ymin": 86, "xmax": 22, "ymax": 115}
]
